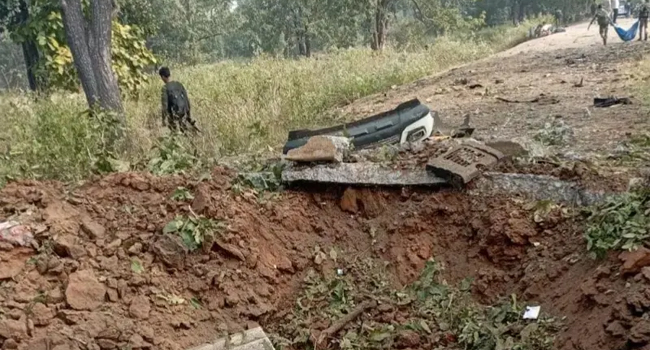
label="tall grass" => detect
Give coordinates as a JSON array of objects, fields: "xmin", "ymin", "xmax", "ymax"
[{"xmin": 0, "ymin": 20, "xmax": 543, "ymax": 182}]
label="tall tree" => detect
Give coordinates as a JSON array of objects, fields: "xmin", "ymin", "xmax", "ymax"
[{"xmin": 60, "ymin": 0, "xmax": 123, "ymax": 116}]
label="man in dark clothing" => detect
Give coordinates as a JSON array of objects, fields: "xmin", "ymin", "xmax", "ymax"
[
  {"xmin": 159, "ymin": 67, "xmax": 198, "ymax": 133},
  {"xmin": 640, "ymin": 0, "xmax": 650, "ymax": 41},
  {"xmin": 589, "ymin": 5, "xmax": 611, "ymax": 46},
  {"xmin": 554, "ymin": 8, "xmax": 563, "ymax": 26}
]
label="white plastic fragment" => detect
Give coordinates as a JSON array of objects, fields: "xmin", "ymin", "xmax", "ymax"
[{"xmin": 523, "ymin": 306, "xmax": 541, "ymax": 320}]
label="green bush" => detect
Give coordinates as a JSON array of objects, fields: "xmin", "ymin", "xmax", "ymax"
[{"xmin": 585, "ymin": 189, "xmax": 650, "ymax": 258}]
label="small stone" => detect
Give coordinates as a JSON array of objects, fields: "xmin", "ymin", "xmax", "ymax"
[
  {"xmin": 285, "ymin": 136, "xmax": 350, "ymax": 163},
  {"xmin": 30, "ymin": 303, "xmax": 54, "ymax": 326},
  {"xmin": 129, "ymin": 295, "xmax": 151, "ymax": 320},
  {"xmin": 98, "ymin": 255, "xmax": 118, "ymax": 271},
  {"xmin": 46, "ymin": 288, "xmax": 64, "ymax": 304},
  {"xmin": 65, "ymin": 270, "xmax": 106, "ymax": 311},
  {"xmin": 620, "ymin": 248, "xmax": 650, "ymax": 274},
  {"xmin": 53, "ymin": 235, "xmax": 86, "ymax": 260},
  {"xmin": 0, "ymin": 247, "xmax": 34, "ymax": 280},
  {"xmin": 106, "ymin": 289, "xmax": 119, "ymax": 302},
  {"xmin": 0, "ymin": 318, "xmax": 27, "ymax": 340},
  {"xmin": 138, "ymin": 325, "xmax": 155, "ymax": 342},
  {"xmin": 340, "ymin": 188, "xmax": 359, "ymax": 214},
  {"xmin": 606, "ymin": 321, "xmax": 627, "ymax": 337},
  {"xmin": 152, "ymin": 235, "xmax": 187, "ymax": 269},
  {"xmin": 81, "ymin": 217, "xmax": 106, "ymax": 239},
  {"xmin": 2, "ymin": 338, "xmax": 18, "ymax": 349},
  {"xmin": 396, "ymin": 330, "xmax": 421, "ymax": 348},
  {"xmin": 128, "ymin": 243, "xmax": 143, "ymax": 255},
  {"xmin": 630, "ymin": 319, "xmax": 650, "ymax": 344},
  {"xmin": 96, "ymin": 339, "xmax": 117, "ymax": 350}
]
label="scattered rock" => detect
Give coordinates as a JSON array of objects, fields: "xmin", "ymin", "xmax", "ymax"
[
  {"xmin": 215, "ymin": 241, "xmax": 246, "ymax": 261},
  {"xmin": 191, "ymin": 188, "xmax": 211, "ymax": 215},
  {"xmin": 620, "ymin": 248, "xmax": 650, "ymax": 274},
  {"xmin": 81, "ymin": 217, "xmax": 106, "ymax": 239},
  {"xmin": 152, "ymin": 235, "xmax": 187, "ymax": 269},
  {"xmin": 630, "ymin": 319, "xmax": 650, "ymax": 344},
  {"xmin": 128, "ymin": 243, "xmax": 143, "ymax": 255},
  {"xmin": 53, "ymin": 235, "xmax": 86, "ymax": 260},
  {"xmin": 30, "ymin": 303, "xmax": 54, "ymax": 326},
  {"xmin": 285, "ymin": 136, "xmax": 350, "ymax": 163},
  {"xmin": 0, "ymin": 318, "xmax": 27, "ymax": 341},
  {"xmin": 340, "ymin": 188, "xmax": 359, "ymax": 214},
  {"xmin": 396, "ymin": 330, "xmax": 421, "ymax": 348},
  {"xmin": 65, "ymin": 270, "xmax": 106, "ymax": 311},
  {"xmin": 606, "ymin": 321, "xmax": 627, "ymax": 337},
  {"xmin": 2, "ymin": 338, "xmax": 18, "ymax": 349},
  {"xmin": 0, "ymin": 247, "xmax": 33, "ymax": 280},
  {"xmin": 96, "ymin": 339, "xmax": 117, "ymax": 349},
  {"xmin": 129, "ymin": 296, "xmax": 151, "ymax": 320}
]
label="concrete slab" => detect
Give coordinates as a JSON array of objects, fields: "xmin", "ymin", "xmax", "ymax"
[
  {"xmin": 281, "ymin": 163, "xmax": 447, "ymax": 186},
  {"xmin": 471, "ymin": 172, "xmax": 613, "ymax": 206},
  {"xmin": 187, "ymin": 327, "xmax": 275, "ymax": 350}
]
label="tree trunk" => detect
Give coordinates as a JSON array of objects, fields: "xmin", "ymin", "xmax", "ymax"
[
  {"xmin": 20, "ymin": 40, "xmax": 40, "ymax": 91},
  {"xmin": 371, "ymin": 0, "xmax": 390, "ymax": 51},
  {"xmin": 89, "ymin": 0, "xmax": 123, "ymax": 115},
  {"xmin": 17, "ymin": 0, "xmax": 40, "ymax": 91},
  {"xmin": 60, "ymin": 0, "xmax": 124, "ymax": 122},
  {"xmin": 60, "ymin": 0, "xmax": 99, "ymax": 107}
]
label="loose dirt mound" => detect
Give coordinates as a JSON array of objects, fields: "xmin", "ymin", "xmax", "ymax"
[{"xmin": 0, "ymin": 168, "xmax": 645, "ymax": 350}]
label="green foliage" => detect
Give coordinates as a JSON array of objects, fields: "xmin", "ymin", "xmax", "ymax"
[
  {"xmin": 147, "ymin": 135, "xmax": 200, "ymax": 175},
  {"xmin": 585, "ymin": 190, "xmax": 650, "ymax": 258},
  {"xmin": 272, "ymin": 258, "xmax": 559, "ymax": 350},
  {"xmin": 163, "ymin": 215, "xmax": 225, "ymax": 252},
  {"xmin": 171, "ymin": 187, "xmax": 195, "ymax": 201},
  {"xmin": 111, "ymin": 22, "xmax": 158, "ymax": 96},
  {"xmin": 2, "ymin": 0, "xmax": 155, "ymax": 94},
  {"xmin": 0, "ymin": 96, "xmax": 125, "ymax": 182}
]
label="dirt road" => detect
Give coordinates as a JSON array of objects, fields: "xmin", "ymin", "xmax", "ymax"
[{"xmin": 343, "ymin": 19, "xmax": 650, "ymax": 164}]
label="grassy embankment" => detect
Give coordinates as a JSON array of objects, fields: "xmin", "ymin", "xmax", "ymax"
[{"xmin": 0, "ymin": 20, "xmax": 546, "ymax": 183}]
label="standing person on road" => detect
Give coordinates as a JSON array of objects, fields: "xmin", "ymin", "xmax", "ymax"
[
  {"xmin": 611, "ymin": 0, "xmax": 620, "ymax": 23},
  {"xmin": 589, "ymin": 4, "xmax": 612, "ymax": 45},
  {"xmin": 640, "ymin": 0, "xmax": 650, "ymax": 41},
  {"xmin": 159, "ymin": 67, "xmax": 199, "ymax": 134},
  {"xmin": 554, "ymin": 8, "xmax": 564, "ymax": 26}
]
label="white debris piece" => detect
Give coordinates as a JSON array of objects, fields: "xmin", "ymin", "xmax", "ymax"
[{"xmin": 523, "ymin": 306, "xmax": 541, "ymax": 320}]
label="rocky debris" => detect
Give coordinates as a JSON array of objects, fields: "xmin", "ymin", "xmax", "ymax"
[
  {"xmin": 285, "ymin": 136, "xmax": 350, "ymax": 163},
  {"xmin": 629, "ymin": 320, "xmax": 650, "ymax": 344},
  {"xmin": 620, "ymin": 248, "xmax": 650, "ymax": 275},
  {"xmin": 0, "ymin": 247, "xmax": 33, "ymax": 280},
  {"xmin": 0, "ymin": 318, "xmax": 27, "ymax": 341},
  {"xmin": 339, "ymin": 188, "xmax": 385, "ymax": 217},
  {"xmin": 65, "ymin": 270, "xmax": 106, "ymax": 311},
  {"xmin": 282, "ymin": 163, "xmax": 446, "ymax": 186},
  {"xmin": 152, "ymin": 234, "xmax": 187, "ymax": 269},
  {"xmin": 187, "ymin": 327, "xmax": 275, "ymax": 350},
  {"xmin": 129, "ymin": 295, "xmax": 151, "ymax": 320},
  {"xmin": 396, "ymin": 330, "xmax": 421, "ymax": 348},
  {"xmin": 214, "ymin": 241, "xmax": 246, "ymax": 261},
  {"xmin": 53, "ymin": 235, "xmax": 87, "ymax": 260},
  {"xmin": 470, "ymin": 172, "xmax": 612, "ymax": 206},
  {"xmin": 30, "ymin": 303, "xmax": 54, "ymax": 326},
  {"xmin": 81, "ymin": 216, "xmax": 106, "ymax": 240}
]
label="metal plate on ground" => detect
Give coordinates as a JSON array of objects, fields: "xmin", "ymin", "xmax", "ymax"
[{"xmin": 426, "ymin": 141, "xmax": 504, "ymax": 186}]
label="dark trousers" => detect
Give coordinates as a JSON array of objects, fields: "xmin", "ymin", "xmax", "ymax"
[{"xmin": 612, "ymin": 8, "xmax": 618, "ymax": 23}]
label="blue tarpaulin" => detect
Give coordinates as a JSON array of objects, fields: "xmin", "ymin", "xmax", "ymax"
[{"xmin": 613, "ymin": 21, "xmax": 639, "ymax": 42}]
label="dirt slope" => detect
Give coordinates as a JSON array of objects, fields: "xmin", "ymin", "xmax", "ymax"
[{"xmin": 340, "ymin": 19, "xmax": 650, "ymax": 163}]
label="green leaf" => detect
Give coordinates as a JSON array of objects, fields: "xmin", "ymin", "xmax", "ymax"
[
  {"xmin": 163, "ymin": 219, "xmax": 181, "ymax": 234},
  {"xmin": 131, "ymin": 259, "xmax": 144, "ymax": 274}
]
